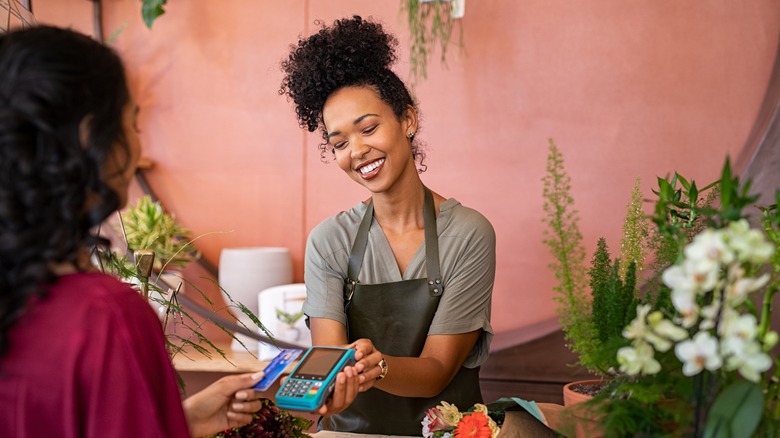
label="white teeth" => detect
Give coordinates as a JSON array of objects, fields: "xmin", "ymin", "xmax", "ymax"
[{"xmin": 359, "ymin": 158, "xmax": 385, "ymax": 175}]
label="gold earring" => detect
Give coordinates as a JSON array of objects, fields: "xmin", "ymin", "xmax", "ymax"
[{"xmin": 408, "ymin": 131, "xmax": 415, "ymax": 139}]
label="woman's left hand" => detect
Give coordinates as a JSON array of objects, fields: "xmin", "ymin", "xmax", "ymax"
[{"xmin": 182, "ymin": 371, "xmax": 265, "ymax": 437}]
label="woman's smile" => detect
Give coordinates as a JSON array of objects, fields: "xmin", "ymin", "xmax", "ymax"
[{"xmin": 357, "ymin": 158, "xmax": 386, "ymax": 178}]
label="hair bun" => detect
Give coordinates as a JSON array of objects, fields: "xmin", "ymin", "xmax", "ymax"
[
  {"xmin": 280, "ymin": 15, "xmax": 400, "ymax": 133},
  {"xmin": 322, "ymin": 16, "xmax": 398, "ymax": 79}
]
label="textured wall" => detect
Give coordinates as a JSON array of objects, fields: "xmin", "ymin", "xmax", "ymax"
[{"xmin": 33, "ymin": 0, "xmax": 780, "ymax": 334}]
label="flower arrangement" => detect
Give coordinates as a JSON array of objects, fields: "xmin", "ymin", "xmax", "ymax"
[
  {"xmin": 422, "ymin": 402, "xmax": 502, "ymax": 438},
  {"xmin": 206, "ymin": 398, "xmax": 312, "ymax": 438},
  {"xmin": 588, "ymin": 159, "xmax": 780, "ymax": 437}
]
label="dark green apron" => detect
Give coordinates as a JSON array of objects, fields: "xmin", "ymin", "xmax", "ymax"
[{"xmin": 320, "ymin": 188, "xmax": 482, "ymax": 436}]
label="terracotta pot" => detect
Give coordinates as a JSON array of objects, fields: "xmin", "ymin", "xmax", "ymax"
[
  {"xmin": 562, "ymin": 379, "xmax": 605, "ymax": 406},
  {"xmin": 561, "ymin": 379, "xmax": 606, "ymax": 438}
]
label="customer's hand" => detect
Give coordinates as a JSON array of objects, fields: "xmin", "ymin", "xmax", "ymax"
[{"xmin": 182, "ymin": 371, "xmax": 264, "ymax": 437}]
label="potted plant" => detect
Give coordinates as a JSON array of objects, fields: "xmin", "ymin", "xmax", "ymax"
[
  {"xmin": 118, "ymin": 194, "xmax": 200, "ymax": 290},
  {"xmin": 542, "ymin": 139, "xmax": 651, "ymax": 436},
  {"xmin": 589, "ymin": 161, "xmax": 780, "ymax": 437},
  {"xmin": 543, "ymin": 144, "xmax": 780, "ymax": 436},
  {"xmin": 275, "ymin": 308, "xmax": 305, "ymax": 344}
]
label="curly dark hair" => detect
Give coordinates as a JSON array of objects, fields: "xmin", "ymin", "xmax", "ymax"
[
  {"xmin": 0, "ymin": 26, "xmax": 130, "ymax": 356},
  {"xmin": 280, "ymin": 15, "xmax": 426, "ymax": 170}
]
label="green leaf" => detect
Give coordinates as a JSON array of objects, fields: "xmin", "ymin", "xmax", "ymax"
[
  {"xmin": 703, "ymin": 380, "xmax": 763, "ymax": 438},
  {"xmin": 142, "ymin": 0, "xmax": 168, "ymax": 29}
]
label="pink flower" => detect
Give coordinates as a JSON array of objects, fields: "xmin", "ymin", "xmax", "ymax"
[{"xmin": 422, "ymin": 407, "xmax": 451, "ymax": 437}]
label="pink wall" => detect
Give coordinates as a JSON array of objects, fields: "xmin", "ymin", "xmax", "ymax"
[{"xmin": 33, "ymin": 1, "xmax": 780, "ymax": 334}]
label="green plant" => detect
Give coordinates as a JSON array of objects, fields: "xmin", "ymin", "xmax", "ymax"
[
  {"xmin": 141, "ymin": 0, "xmax": 167, "ymax": 28},
  {"xmin": 275, "ymin": 308, "xmax": 304, "ymax": 327},
  {"xmin": 589, "ymin": 159, "xmax": 780, "ymax": 437},
  {"xmin": 402, "ymin": 0, "xmax": 463, "ymax": 84},
  {"xmin": 541, "ymin": 139, "xmax": 593, "ymax": 369},
  {"xmin": 119, "ymin": 194, "xmax": 200, "ymax": 272},
  {"xmin": 542, "ymin": 140, "xmax": 649, "ymax": 377},
  {"xmin": 97, "ymin": 195, "xmax": 280, "ymax": 393}
]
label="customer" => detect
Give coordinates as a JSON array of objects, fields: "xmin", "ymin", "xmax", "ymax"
[
  {"xmin": 280, "ymin": 16, "xmax": 496, "ymax": 435},
  {"xmin": 0, "ymin": 25, "xmax": 264, "ymax": 437}
]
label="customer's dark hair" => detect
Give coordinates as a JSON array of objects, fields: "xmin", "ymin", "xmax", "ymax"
[
  {"xmin": 0, "ymin": 26, "xmax": 130, "ymax": 355},
  {"xmin": 280, "ymin": 15, "xmax": 426, "ymax": 169}
]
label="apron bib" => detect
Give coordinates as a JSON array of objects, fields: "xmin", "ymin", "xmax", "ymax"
[{"xmin": 320, "ymin": 188, "xmax": 482, "ymax": 436}]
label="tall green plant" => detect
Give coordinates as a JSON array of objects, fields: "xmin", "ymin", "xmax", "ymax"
[
  {"xmin": 541, "ymin": 139, "xmax": 593, "ymax": 363},
  {"xmin": 542, "ymin": 140, "xmax": 648, "ymax": 376}
]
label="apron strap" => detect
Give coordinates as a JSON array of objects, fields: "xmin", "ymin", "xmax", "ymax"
[{"xmin": 345, "ymin": 187, "xmax": 443, "ymax": 304}]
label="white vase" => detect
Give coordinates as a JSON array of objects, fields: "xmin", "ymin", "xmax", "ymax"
[{"xmin": 219, "ymin": 247, "xmax": 293, "ymax": 352}]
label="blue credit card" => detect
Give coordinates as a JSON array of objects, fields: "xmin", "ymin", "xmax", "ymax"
[{"xmin": 254, "ymin": 348, "xmax": 303, "ymax": 391}]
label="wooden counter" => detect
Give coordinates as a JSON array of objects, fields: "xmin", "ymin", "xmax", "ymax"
[{"xmin": 171, "ymin": 343, "xmax": 268, "ymax": 373}]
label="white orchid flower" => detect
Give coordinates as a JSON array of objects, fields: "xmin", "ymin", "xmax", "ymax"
[
  {"xmin": 685, "ymin": 228, "xmax": 733, "ymax": 266},
  {"xmin": 623, "ymin": 304, "xmax": 653, "ymax": 340},
  {"xmin": 642, "ymin": 311, "xmax": 688, "ymax": 352},
  {"xmin": 722, "ymin": 337, "xmax": 772, "ymax": 382},
  {"xmin": 720, "ymin": 313, "xmax": 758, "ymax": 341},
  {"xmin": 671, "ymin": 288, "xmax": 699, "ymax": 328},
  {"xmin": 724, "ymin": 274, "xmax": 770, "ymax": 306},
  {"xmin": 726, "ymin": 219, "xmax": 774, "ymax": 264},
  {"xmin": 618, "ymin": 342, "xmax": 661, "ymax": 375},
  {"xmin": 675, "ymin": 331, "xmax": 722, "ymax": 376},
  {"xmin": 698, "ymin": 300, "xmax": 722, "ymax": 331}
]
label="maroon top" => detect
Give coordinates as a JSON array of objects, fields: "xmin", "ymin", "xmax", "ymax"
[{"xmin": 0, "ymin": 272, "xmax": 190, "ymax": 437}]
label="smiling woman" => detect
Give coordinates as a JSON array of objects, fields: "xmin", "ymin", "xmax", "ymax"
[{"xmin": 279, "ymin": 15, "xmax": 496, "ymax": 435}]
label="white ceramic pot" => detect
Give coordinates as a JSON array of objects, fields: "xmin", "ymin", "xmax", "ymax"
[
  {"xmin": 257, "ymin": 283, "xmax": 311, "ymax": 360},
  {"xmin": 219, "ymin": 247, "xmax": 293, "ymax": 352}
]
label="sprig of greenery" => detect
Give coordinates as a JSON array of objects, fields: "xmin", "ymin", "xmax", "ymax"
[
  {"xmin": 541, "ymin": 138, "xmax": 594, "ymax": 368},
  {"xmin": 619, "ymin": 177, "xmax": 648, "ymax": 280}
]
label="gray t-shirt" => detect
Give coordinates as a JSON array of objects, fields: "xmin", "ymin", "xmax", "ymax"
[{"xmin": 303, "ymin": 198, "xmax": 495, "ymax": 368}]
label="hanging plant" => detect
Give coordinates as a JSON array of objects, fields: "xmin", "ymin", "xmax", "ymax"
[
  {"xmin": 141, "ymin": 0, "xmax": 167, "ymax": 29},
  {"xmin": 402, "ymin": 0, "xmax": 464, "ymax": 84}
]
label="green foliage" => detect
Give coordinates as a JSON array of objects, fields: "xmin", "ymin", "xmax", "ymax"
[
  {"xmin": 704, "ymin": 381, "xmax": 764, "ymax": 438},
  {"xmin": 541, "ymin": 139, "xmax": 593, "ymax": 367},
  {"xmin": 619, "ymin": 177, "xmax": 648, "ymax": 280},
  {"xmin": 594, "ymin": 158, "xmax": 780, "ymax": 437},
  {"xmin": 402, "ymin": 0, "xmax": 462, "ymax": 84},
  {"xmin": 120, "ymin": 195, "xmax": 200, "ymax": 272},
  {"xmin": 587, "ymin": 238, "xmax": 637, "ymax": 373},
  {"xmin": 141, "ymin": 0, "xmax": 168, "ymax": 29},
  {"xmin": 276, "ymin": 308, "xmax": 305, "ymax": 327},
  {"xmin": 589, "ymin": 239, "xmax": 611, "ymax": 345}
]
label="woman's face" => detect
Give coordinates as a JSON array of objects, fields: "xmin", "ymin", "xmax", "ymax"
[
  {"xmin": 322, "ymin": 86, "xmax": 418, "ymax": 195},
  {"xmin": 103, "ymin": 101, "xmax": 141, "ymax": 208}
]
